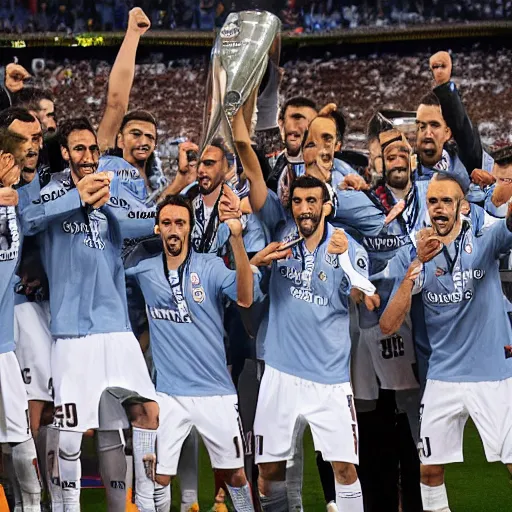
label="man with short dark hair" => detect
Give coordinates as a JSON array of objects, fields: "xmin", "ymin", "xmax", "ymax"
[
  {"xmin": 266, "ymin": 96, "xmax": 318, "ymax": 195},
  {"xmin": 251, "ymin": 174, "xmax": 374, "ymax": 512},
  {"xmin": 0, "ymin": 107, "xmax": 43, "ymax": 186},
  {"xmin": 18, "ymin": 116, "xmax": 160, "ymax": 512},
  {"xmin": 125, "ymin": 194, "xmax": 260, "ymax": 512}
]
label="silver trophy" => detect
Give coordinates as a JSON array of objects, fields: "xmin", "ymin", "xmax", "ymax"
[{"xmin": 201, "ymin": 10, "xmax": 281, "ymax": 153}]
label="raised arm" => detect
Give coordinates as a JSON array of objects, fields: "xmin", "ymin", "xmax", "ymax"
[
  {"xmin": 96, "ymin": 8, "xmax": 151, "ymax": 152},
  {"xmin": 232, "ymin": 104, "xmax": 268, "ymax": 212},
  {"xmin": 225, "ymin": 218, "xmax": 254, "ymax": 308},
  {"xmin": 430, "ymin": 51, "xmax": 483, "ymax": 175}
]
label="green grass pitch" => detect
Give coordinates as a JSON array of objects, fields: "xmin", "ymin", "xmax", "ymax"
[{"xmin": 81, "ymin": 421, "xmax": 510, "ymax": 511}]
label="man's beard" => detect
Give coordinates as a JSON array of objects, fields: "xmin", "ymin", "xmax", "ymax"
[
  {"xmin": 198, "ymin": 175, "xmax": 220, "ymax": 196},
  {"xmin": 387, "ymin": 168, "xmax": 409, "ymax": 190},
  {"xmin": 165, "ymin": 236, "xmax": 184, "ymax": 256},
  {"xmin": 297, "ymin": 213, "xmax": 322, "ymax": 238}
]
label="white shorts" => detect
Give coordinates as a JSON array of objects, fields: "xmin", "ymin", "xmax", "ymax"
[
  {"xmin": 0, "ymin": 351, "xmax": 31, "ymax": 443},
  {"xmin": 14, "ymin": 301, "xmax": 53, "ymax": 402},
  {"xmin": 52, "ymin": 332, "xmax": 157, "ymax": 432},
  {"xmin": 352, "ymin": 320, "xmax": 419, "ymax": 401},
  {"xmin": 419, "ymin": 378, "xmax": 512, "ymax": 465},
  {"xmin": 156, "ymin": 392, "xmax": 244, "ymax": 475},
  {"xmin": 254, "ymin": 366, "xmax": 358, "ymax": 464}
]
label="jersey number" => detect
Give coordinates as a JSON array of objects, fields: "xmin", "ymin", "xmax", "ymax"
[
  {"xmin": 22, "ymin": 368, "xmax": 31, "ymax": 385},
  {"xmin": 54, "ymin": 403, "xmax": 78, "ymax": 429},
  {"xmin": 380, "ymin": 335, "xmax": 405, "ymax": 360}
]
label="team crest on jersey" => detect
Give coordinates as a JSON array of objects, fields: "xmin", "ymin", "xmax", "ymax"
[
  {"xmin": 192, "ymin": 287, "xmax": 205, "ymax": 303},
  {"xmin": 318, "ymin": 271, "xmax": 327, "ymax": 282},
  {"xmin": 190, "ymin": 272, "xmax": 200, "ymax": 285},
  {"xmin": 356, "ymin": 257, "xmax": 367, "ymax": 271},
  {"xmin": 464, "ymin": 243, "xmax": 472, "ymax": 254},
  {"xmin": 435, "ymin": 267, "xmax": 446, "ymax": 277}
]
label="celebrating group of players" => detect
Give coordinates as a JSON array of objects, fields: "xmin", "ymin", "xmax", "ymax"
[{"xmin": 1, "ymin": 7, "xmax": 512, "ymax": 512}]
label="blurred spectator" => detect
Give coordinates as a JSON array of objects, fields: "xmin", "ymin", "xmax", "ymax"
[
  {"xmin": 0, "ymin": 0, "xmax": 509, "ymax": 32},
  {"xmin": 34, "ymin": 1, "xmax": 51, "ymax": 32},
  {"xmin": 12, "ymin": 0, "xmax": 33, "ymax": 33},
  {"xmin": 52, "ymin": 1, "xmax": 74, "ymax": 32}
]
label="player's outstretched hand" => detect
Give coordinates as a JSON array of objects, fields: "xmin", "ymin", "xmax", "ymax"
[
  {"xmin": 0, "ymin": 187, "xmax": 18, "ymax": 206},
  {"xmin": 250, "ymin": 241, "xmax": 292, "ymax": 267},
  {"xmin": 5, "ymin": 63, "xmax": 30, "ymax": 93},
  {"xmin": 471, "ymin": 168, "xmax": 495, "ymax": 188},
  {"xmin": 339, "ymin": 174, "xmax": 370, "ymax": 191},
  {"xmin": 327, "ymin": 228, "xmax": 348, "ymax": 255},
  {"xmin": 429, "ymin": 51, "xmax": 452, "ymax": 86},
  {"xmin": 219, "ymin": 184, "xmax": 242, "ymax": 222},
  {"xmin": 128, "ymin": 7, "xmax": 151, "ymax": 35},
  {"xmin": 77, "ymin": 172, "xmax": 112, "ymax": 209},
  {"xmin": 416, "ymin": 228, "xmax": 443, "ymax": 263}
]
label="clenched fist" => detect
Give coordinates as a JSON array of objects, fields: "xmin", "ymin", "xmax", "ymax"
[
  {"xmin": 77, "ymin": 172, "xmax": 113, "ymax": 209},
  {"xmin": 128, "ymin": 7, "xmax": 151, "ymax": 35},
  {"xmin": 327, "ymin": 228, "xmax": 349, "ymax": 255},
  {"xmin": 5, "ymin": 63, "xmax": 30, "ymax": 93},
  {"xmin": 429, "ymin": 51, "xmax": 452, "ymax": 86},
  {"xmin": 471, "ymin": 168, "xmax": 495, "ymax": 188}
]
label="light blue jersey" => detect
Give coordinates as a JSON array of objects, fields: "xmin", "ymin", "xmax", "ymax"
[
  {"xmin": 263, "ymin": 222, "xmax": 369, "ymax": 384},
  {"xmin": 0, "ymin": 206, "xmax": 21, "ymax": 354},
  {"xmin": 17, "ymin": 170, "xmax": 131, "ymax": 338},
  {"xmin": 389, "ymin": 217, "xmax": 512, "ymax": 382},
  {"xmin": 126, "ymin": 247, "xmax": 261, "ymax": 396}
]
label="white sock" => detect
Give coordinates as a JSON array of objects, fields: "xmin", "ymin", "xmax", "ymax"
[
  {"xmin": 259, "ymin": 480, "xmax": 288, "ymax": 512},
  {"xmin": 2, "ymin": 445, "xmax": 23, "ymax": 511},
  {"xmin": 335, "ymin": 479, "xmax": 363, "ymax": 512},
  {"xmin": 58, "ymin": 430, "xmax": 82, "ymax": 512},
  {"xmin": 46, "ymin": 426, "xmax": 63, "ymax": 512},
  {"xmin": 11, "ymin": 438, "xmax": 42, "ymax": 512},
  {"xmin": 226, "ymin": 483, "xmax": 254, "ymax": 512},
  {"xmin": 132, "ymin": 427, "xmax": 157, "ymax": 512},
  {"xmin": 420, "ymin": 483, "xmax": 451, "ymax": 511},
  {"xmin": 155, "ymin": 483, "xmax": 171, "ymax": 512},
  {"xmin": 178, "ymin": 429, "xmax": 199, "ymax": 511}
]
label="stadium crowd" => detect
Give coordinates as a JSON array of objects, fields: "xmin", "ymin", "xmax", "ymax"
[
  {"xmin": 20, "ymin": 45, "xmax": 512, "ymax": 169},
  {"xmin": 1, "ymin": 6, "xmax": 512, "ymax": 512},
  {"xmin": 0, "ymin": 0, "xmax": 510, "ymax": 33}
]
